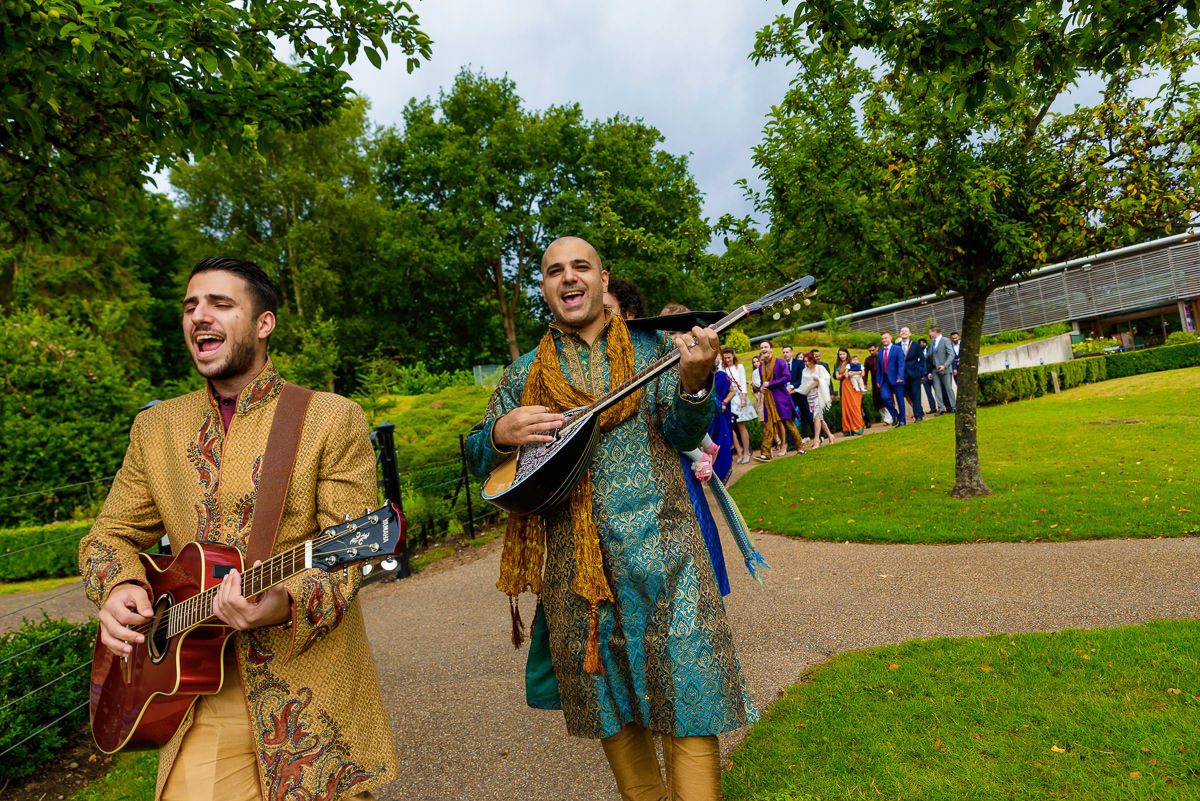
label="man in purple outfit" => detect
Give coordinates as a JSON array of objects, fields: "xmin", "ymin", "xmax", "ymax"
[{"xmin": 754, "ymin": 339, "xmax": 805, "ymax": 461}]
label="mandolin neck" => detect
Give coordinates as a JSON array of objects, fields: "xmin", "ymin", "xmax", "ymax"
[{"xmin": 587, "ymin": 306, "xmax": 751, "ymax": 418}]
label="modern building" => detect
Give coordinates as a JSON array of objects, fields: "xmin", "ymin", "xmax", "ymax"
[{"xmin": 788, "ymin": 232, "xmax": 1200, "ymax": 348}]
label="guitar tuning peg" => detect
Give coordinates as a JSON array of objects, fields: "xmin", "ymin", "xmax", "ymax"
[
  {"xmin": 783, "ymin": 307, "xmax": 791, "ymax": 315},
  {"xmin": 803, "ymin": 298, "xmax": 812, "ymax": 306},
  {"xmin": 793, "ymin": 302, "xmax": 802, "ymax": 310},
  {"xmin": 773, "ymin": 312, "xmax": 781, "ymax": 320},
  {"xmin": 343, "ymin": 513, "xmax": 351, "ymax": 522},
  {"xmin": 364, "ymin": 507, "xmax": 371, "ymax": 515}
]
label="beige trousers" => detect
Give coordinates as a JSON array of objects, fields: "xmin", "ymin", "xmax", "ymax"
[
  {"xmin": 601, "ymin": 723, "xmax": 722, "ymax": 801},
  {"xmin": 161, "ymin": 672, "xmax": 375, "ymax": 801}
]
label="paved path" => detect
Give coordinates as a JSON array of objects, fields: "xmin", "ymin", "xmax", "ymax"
[{"xmin": 360, "ymin": 529, "xmax": 1200, "ymax": 800}]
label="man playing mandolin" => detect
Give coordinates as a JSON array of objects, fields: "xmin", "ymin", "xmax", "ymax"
[
  {"xmin": 466, "ymin": 236, "xmax": 756, "ymax": 801},
  {"xmin": 79, "ymin": 258, "xmax": 396, "ymax": 801}
]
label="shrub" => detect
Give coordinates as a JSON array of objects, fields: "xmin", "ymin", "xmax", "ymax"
[
  {"xmin": 723, "ymin": 328, "xmax": 752, "ymax": 354},
  {"xmin": 356, "ymin": 357, "xmax": 474, "ymax": 398},
  {"xmin": 981, "ymin": 322, "xmax": 1071, "ymax": 346},
  {"xmin": 1073, "ymin": 337, "xmax": 1120, "ymax": 356},
  {"xmin": 1105, "ymin": 341, "xmax": 1200, "ymax": 379},
  {"xmin": 0, "ymin": 616, "xmax": 97, "ymax": 780},
  {"xmin": 0, "ymin": 309, "xmax": 147, "ymax": 526},
  {"xmin": 1166, "ymin": 330, "xmax": 1200, "ymax": 346},
  {"xmin": 832, "ymin": 329, "xmax": 882, "ymax": 349},
  {"xmin": 0, "ymin": 520, "xmax": 93, "ymax": 581}
]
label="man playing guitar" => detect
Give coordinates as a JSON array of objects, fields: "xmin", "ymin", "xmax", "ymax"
[{"xmin": 80, "ymin": 258, "xmax": 396, "ymax": 801}]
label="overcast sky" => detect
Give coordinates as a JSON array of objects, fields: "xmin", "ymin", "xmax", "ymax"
[{"xmin": 343, "ymin": 0, "xmax": 794, "ymax": 243}]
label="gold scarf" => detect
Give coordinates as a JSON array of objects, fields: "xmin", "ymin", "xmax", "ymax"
[
  {"xmin": 497, "ymin": 312, "xmax": 643, "ymax": 673},
  {"xmin": 759, "ymin": 357, "xmax": 782, "ymax": 425}
]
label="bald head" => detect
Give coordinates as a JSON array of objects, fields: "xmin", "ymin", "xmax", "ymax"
[{"xmin": 541, "ymin": 236, "xmax": 603, "ymax": 273}]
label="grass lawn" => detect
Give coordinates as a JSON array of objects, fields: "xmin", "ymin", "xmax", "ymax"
[
  {"xmin": 724, "ymin": 619, "xmax": 1200, "ymax": 801},
  {"xmin": 0, "ymin": 574, "xmax": 79, "ymax": 596},
  {"xmin": 731, "ymin": 366, "xmax": 1200, "ymax": 543},
  {"xmin": 69, "ymin": 751, "xmax": 156, "ymax": 801}
]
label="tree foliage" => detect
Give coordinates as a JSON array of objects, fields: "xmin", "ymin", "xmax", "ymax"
[
  {"xmin": 1, "ymin": 0, "xmax": 430, "ymax": 240},
  {"xmin": 377, "ymin": 69, "xmax": 711, "ymax": 360},
  {"xmin": 750, "ymin": 3, "xmax": 1200, "ymax": 496}
]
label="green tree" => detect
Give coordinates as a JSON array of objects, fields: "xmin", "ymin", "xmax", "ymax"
[
  {"xmin": 377, "ymin": 70, "xmax": 711, "ymax": 362},
  {"xmin": 1, "ymin": 0, "xmax": 430, "ymax": 241},
  {"xmin": 750, "ymin": 7, "xmax": 1200, "ymax": 497},
  {"xmin": 172, "ymin": 100, "xmax": 388, "ymax": 387}
]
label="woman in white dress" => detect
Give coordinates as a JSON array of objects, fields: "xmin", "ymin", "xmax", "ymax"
[
  {"xmin": 720, "ymin": 347, "xmax": 757, "ymax": 464},
  {"xmin": 798, "ymin": 351, "xmax": 835, "ymax": 448}
]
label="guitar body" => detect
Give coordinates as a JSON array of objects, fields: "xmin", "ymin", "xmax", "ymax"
[
  {"xmin": 482, "ymin": 411, "xmax": 602, "ymax": 515},
  {"xmin": 89, "ymin": 541, "xmax": 242, "ymax": 753}
]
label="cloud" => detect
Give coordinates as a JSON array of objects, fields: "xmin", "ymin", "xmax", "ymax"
[{"xmin": 345, "ymin": 0, "xmax": 794, "ymax": 243}]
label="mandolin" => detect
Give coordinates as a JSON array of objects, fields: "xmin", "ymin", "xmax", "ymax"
[
  {"xmin": 481, "ymin": 276, "xmax": 816, "ymax": 515},
  {"xmin": 88, "ymin": 502, "xmax": 405, "ymax": 754}
]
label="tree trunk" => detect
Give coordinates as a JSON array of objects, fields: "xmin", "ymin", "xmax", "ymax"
[
  {"xmin": 494, "ymin": 255, "xmax": 521, "ymax": 361},
  {"xmin": 951, "ymin": 289, "xmax": 992, "ymax": 498}
]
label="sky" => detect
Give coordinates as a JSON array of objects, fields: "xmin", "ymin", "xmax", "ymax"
[{"xmin": 341, "ymin": 0, "xmax": 795, "ymax": 242}]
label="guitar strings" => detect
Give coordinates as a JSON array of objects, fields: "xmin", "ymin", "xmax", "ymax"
[{"xmin": 118, "ymin": 521, "xmax": 372, "ymax": 640}]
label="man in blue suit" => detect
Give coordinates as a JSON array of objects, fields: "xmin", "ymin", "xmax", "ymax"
[
  {"xmin": 898, "ymin": 325, "xmax": 925, "ymax": 423},
  {"xmin": 875, "ymin": 331, "xmax": 905, "ymax": 425}
]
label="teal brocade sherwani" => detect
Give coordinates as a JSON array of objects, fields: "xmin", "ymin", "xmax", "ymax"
[{"xmin": 466, "ymin": 318, "xmax": 756, "ymax": 739}]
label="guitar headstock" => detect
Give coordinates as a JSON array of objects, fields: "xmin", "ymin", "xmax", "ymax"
[
  {"xmin": 745, "ymin": 275, "xmax": 817, "ymax": 320},
  {"xmin": 311, "ymin": 502, "xmax": 407, "ymax": 572}
]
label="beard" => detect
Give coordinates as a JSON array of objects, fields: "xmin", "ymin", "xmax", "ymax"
[{"xmin": 192, "ymin": 332, "xmax": 260, "ymax": 383}]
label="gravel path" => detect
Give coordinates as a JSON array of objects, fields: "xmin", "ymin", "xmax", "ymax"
[{"xmin": 6, "ymin": 466, "xmax": 1198, "ymax": 799}]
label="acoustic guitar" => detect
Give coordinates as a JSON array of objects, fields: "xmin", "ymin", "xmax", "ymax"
[
  {"xmin": 481, "ymin": 276, "xmax": 816, "ymax": 515},
  {"xmin": 88, "ymin": 502, "xmax": 405, "ymax": 754}
]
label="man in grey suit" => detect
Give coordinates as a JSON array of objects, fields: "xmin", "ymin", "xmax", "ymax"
[{"xmin": 927, "ymin": 325, "xmax": 956, "ymax": 414}]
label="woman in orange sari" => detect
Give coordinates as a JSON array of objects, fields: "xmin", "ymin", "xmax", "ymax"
[{"xmin": 834, "ymin": 347, "xmax": 865, "ymax": 436}]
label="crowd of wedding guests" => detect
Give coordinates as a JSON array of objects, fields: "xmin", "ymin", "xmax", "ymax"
[{"xmin": 716, "ymin": 325, "xmax": 962, "ymax": 463}]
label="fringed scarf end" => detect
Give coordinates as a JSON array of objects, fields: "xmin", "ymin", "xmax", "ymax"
[
  {"xmin": 583, "ymin": 603, "xmax": 604, "ymax": 675},
  {"xmin": 509, "ymin": 595, "xmax": 525, "ymax": 648}
]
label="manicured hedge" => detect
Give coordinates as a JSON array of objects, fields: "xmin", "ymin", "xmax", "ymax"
[
  {"xmin": 978, "ymin": 341, "xmax": 1200, "ymax": 405},
  {"xmin": 1104, "ymin": 340, "xmax": 1200, "ymax": 379},
  {"xmin": 0, "ymin": 616, "xmax": 98, "ymax": 780},
  {"xmin": 0, "ymin": 520, "xmax": 92, "ymax": 582}
]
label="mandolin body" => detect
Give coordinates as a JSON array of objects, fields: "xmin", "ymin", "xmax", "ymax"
[{"xmin": 482, "ymin": 412, "xmax": 602, "ymax": 515}]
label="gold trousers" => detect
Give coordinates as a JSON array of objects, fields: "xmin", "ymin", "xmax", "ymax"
[
  {"xmin": 758, "ymin": 419, "xmax": 804, "ymax": 458},
  {"xmin": 601, "ymin": 723, "xmax": 721, "ymax": 801},
  {"xmin": 162, "ymin": 670, "xmax": 375, "ymax": 801}
]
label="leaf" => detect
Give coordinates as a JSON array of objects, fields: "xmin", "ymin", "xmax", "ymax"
[
  {"xmin": 1166, "ymin": 688, "xmax": 1181, "ymax": 694},
  {"xmin": 365, "ymin": 46, "xmax": 382, "ymax": 69},
  {"xmin": 979, "ymin": 664, "xmax": 993, "ymax": 672},
  {"xmin": 1051, "ymin": 745, "xmax": 1066, "ymax": 753}
]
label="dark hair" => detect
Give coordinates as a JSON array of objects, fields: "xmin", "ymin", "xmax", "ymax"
[
  {"xmin": 190, "ymin": 257, "xmax": 278, "ymax": 317},
  {"xmin": 836, "ymin": 347, "xmax": 850, "ymax": 364},
  {"xmin": 930, "ymin": 325, "xmax": 941, "ymax": 334},
  {"xmin": 951, "ymin": 331, "xmax": 960, "ymax": 336},
  {"xmin": 918, "ymin": 338, "xmax": 927, "ymax": 346},
  {"xmin": 720, "ymin": 346, "xmax": 739, "ymax": 365},
  {"xmin": 760, "ymin": 338, "xmax": 772, "ymax": 347},
  {"xmin": 607, "ymin": 277, "xmax": 646, "ymax": 319}
]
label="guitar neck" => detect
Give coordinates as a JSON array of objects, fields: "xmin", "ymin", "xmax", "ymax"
[
  {"xmin": 167, "ymin": 541, "xmax": 312, "ymax": 638},
  {"xmin": 589, "ymin": 305, "xmax": 751, "ymax": 418}
]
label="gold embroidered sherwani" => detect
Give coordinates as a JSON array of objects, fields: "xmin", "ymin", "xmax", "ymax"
[{"xmin": 78, "ymin": 363, "xmax": 398, "ymax": 801}]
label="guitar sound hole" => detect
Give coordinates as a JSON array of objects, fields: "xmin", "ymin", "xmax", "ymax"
[{"xmin": 147, "ymin": 594, "xmax": 172, "ymax": 664}]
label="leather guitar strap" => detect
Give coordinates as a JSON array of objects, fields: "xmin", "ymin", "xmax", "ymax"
[{"xmin": 246, "ymin": 383, "xmax": 315, "ymax": 567}]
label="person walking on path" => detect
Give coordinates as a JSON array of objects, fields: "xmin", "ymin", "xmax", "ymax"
[
  {"xmin": 720, "ymin": 348, "xmax": 756, "ymax": 464},
  {"xmin": 466, "ymin": 236, "xmax": 755, "ymax": 801},
  {"xmin": 927, "ymin": 325, "xmax": 957, "ymax": 414},
  {"xmin": 79, "ymin": 258, "xmax": 396, "ymax": 801},
  {"xmin": 797, "ymin": 351, "xmax": 835, "ymax": 448},
  {"xmin": 755, "ymin": 340, "xmax": 804, "ymax": 461},
  {"xmin": 833, "ymin": 347, "xmax": 865, "ymax": 436},
  {"xmin": 876, "ymin": 332, "xmax": 906, "ymax": 426}
]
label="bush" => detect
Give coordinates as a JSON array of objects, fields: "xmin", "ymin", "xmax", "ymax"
[
  {"xmin": 356, "ymin": 357, "xmax": 474, "ymax": 398},
  {"xmin": 832, "ymin": 330, "xmax": 882, "ymax": 349},
  {"xmin": 981, "ymin": 322, "xmax": 1071, "ymax": 346},
  {"xmin": 977, "ymin": 342, "xmax": 1200, "ymax": 405},
  {"xmin": 1104, "ymin": 341, "xmax": 1200, "ymax": 379},
  {"xmin": 0, "ymin": 309, "xmax": 147, "ymax": 526},
  {"xmin": 1073, "ymin": 337, "xmax": 1120, "ymax": 356},
  {"xmin": 0, "ymin": 616, "xmax": 97, "ymax": 780},
  {"xmin": 0, "ymin": 520, "xmax": 93, "ymax": 581},
  {"xmin": 1166, "ymin": 330, "xmax": 1200, "ymax": 346},
  {"xmin": 723, "ymin": 328, "xmax": 752, "ymax": 354}
]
